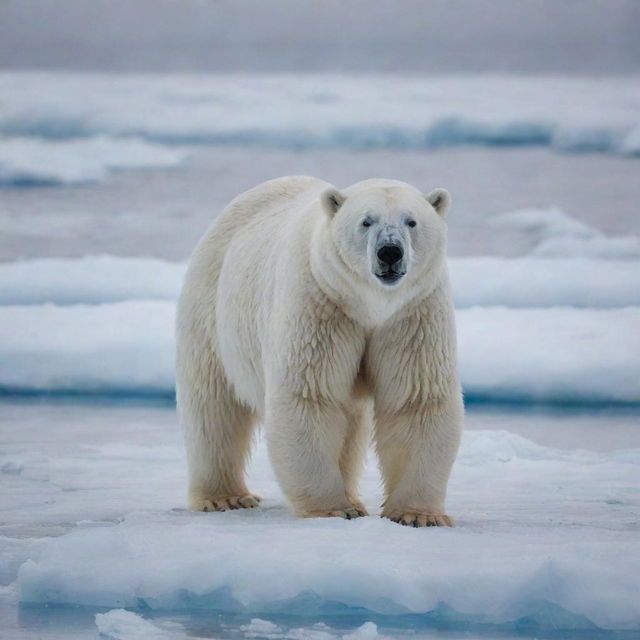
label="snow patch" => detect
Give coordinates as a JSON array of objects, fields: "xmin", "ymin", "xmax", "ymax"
[
  {"xmin": 342, "ymin": 622, "xmax": 383, "ymax": 640},
  {"xmin": 457, "ymin": 306, "xmax": 640, "ymax": 404},
  {"xmin": 17, "ymin": 431, "xmax": 640, "ymax": 631},
  {"xmin": 450, "ymin": 256, "xmax": 640, "ymax": 308},
  {"xmin": 492, "ymin": 207, "xmax": 595, "ymax": 238},
  {"xmin": 0, "ymin": 302, "xmax": 638, "ymax": 403},
  {"xmin": 492, "ymin": 208, "xmax": 640, "ymax": 259},
  {"xmin": 532, "ymin": 235, "xmax": 640, "ymax": 259},
  {"xmin": 95, "ymin": 609, "xmax": 184, "ymax": 639},
  {"xmin": 0, "ymin": 301, "xmax": 175, "ymax": 396},
  {"xmin": 2, "ymin": 253, "xmax": 639, "ymax": 308},
  {"xmin": 0, "ymin": 136, "xmax": 186, "ymax": 186},
  {"xmin": 239, "ymin": 618, "xmax": 382, "ymax": 640},
  {"xmin": 3, "ymin": 396, "xmax": 638, "ymax": 635},
  {"xmin": 0, "ymin": 256, "xmax": 184, "ymax": 305},
  {"xmin": 1, "ymin": 73, "xmax": 639, "ymax": 157},
  {"xmin": 242, "ymin": 618, "xmax": 283, "ymax": 638}
]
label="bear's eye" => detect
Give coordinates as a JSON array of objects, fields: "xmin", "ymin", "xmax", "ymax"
[
  {"xmin": 406, "ymin": 219, "xmax": 417, "ymax": 228},
  {"xmin": 362, "ymin": 218, "xmax": 372, "ymax": 228}
]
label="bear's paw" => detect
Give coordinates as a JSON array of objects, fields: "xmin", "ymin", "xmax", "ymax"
[
  {"xmin": 302, "ymin": 506, "xmax": 367, "ymax": 520},
  {"xmin": 384, "ymin": 510, "xmax": 454, "ymax": 528},
  {"xmin": 189, "ymin": 493, "xmax": 261, "ymax": 512}
]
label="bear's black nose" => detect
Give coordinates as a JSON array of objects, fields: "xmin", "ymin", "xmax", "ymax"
[{"xmin": 377, "ymin": 244, "xmax": 404, "ymax": 266}]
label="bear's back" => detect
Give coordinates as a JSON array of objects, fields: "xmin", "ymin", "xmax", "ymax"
[
  {"xmin": 182, "ymin": 175, "xmax": 327, "ymax": 301},
  {"xmin": 215, "ymin": 175, "xmax": 328, "ymax": 240}
]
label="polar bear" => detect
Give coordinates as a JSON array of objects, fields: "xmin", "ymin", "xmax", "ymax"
[{"xmin": 176, "ymin": 176, "xmax": 463, "ymax": 527}]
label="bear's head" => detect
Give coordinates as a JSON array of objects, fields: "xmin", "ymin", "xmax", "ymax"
[{"xmin": 320, "ymin": 180, "xmax": 450, "ymax": 290}]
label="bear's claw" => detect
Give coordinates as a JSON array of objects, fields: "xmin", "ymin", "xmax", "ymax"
[
  {"xmin": 190, "ymin": 494, "xmax": 262, "ymax": 512},
  {"xmin": 303, "ymin": 506, "xmax": 368, "ymax": 519},
  {"xmin": 386, "ymin": 512, "xmax": 454, "ymax": 527}
]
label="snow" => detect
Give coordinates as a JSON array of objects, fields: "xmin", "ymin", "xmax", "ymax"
[
  {"xmin": 0, "ymin": 136, "xmax": 187, "ymax": 186},
  {"xmin": 4, "ymin": 407, "xmax": 638, "ymax": 633},
  {"xmin": 242, "ymin": 618, "xmax": 283, "ymax": 639},
  {"xmin": 0, "ymin": 301, "xmax": 175, "ymax": 396},
  {"xmin": 0, "ymin": 256, "xmax": 184, "ymax": 305},
  {"xmin": 1, "ymin": 73, "xmax": 639, "ymax": 158},
  {"xmin": 0, "ymin": 71, "xmax": 637, "ymax": 634},
  {"xmin": 342, "ymin": 623, "xmax": 382, "ymax": 640},
  {"xmin": 1, "ymin": 66, "xmax": 637, "ymax": 640},
  {"xmin": 93, "ymin": 610, "xmax": 385, "ymax": 640},
  {"xmin": 95, "ymin": 609, "xmax": 183, "ymax": 639},
  {"xmin": 1, "ymin": 205, "xmax": 638, "ymax": 403},
  {"xmin": 491, "ymin": 208, "xmax": 640, "ymax": 259},
  {"xmin": 491, "ymin": 207, "xmax": 596, "ymax": 239},
  {"xmin": 0, "ymin": 301, "xmax": 638, "ymax": 404},
  {"xmin": 450, "ymin": 257, "xmax": 640, "ymax": 308},
  {"xmin": 239, "ymin": 618, "xmax": 384, "ymax": 640},
  {"xmin": 457, "ymin": 307, "xmax": 640, "ymax": 404},
  {"xmin": 2, "ymin": 252, "xmax": 639, "ymax": 308},
  {"xmin": 532, "ymin": 235, "xmax": 640, "ymax": 260}
]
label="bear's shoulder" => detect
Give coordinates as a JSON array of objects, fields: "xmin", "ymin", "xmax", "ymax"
[{"xmin": 234, "ymin": 175, "xmax": 329, "ymax": 207}]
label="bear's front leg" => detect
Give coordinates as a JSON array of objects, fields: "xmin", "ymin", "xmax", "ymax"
[
  {"xmin": 368, "ymin": 286, "xmax": 463, "ymax": 527},
  {"xmin": 265, "ymin": 392, "xmax": 366, "ymax": 519},
  {"xmin": 375, "ymin": 393, "xmax": 463, "ymax": 527}
]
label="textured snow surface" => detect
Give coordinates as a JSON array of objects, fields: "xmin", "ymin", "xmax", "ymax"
[
  {"xmin": 450, "ymin": 257, "xmax": 640, "ymax": 308},
  {"xmin": 1, "ymin": 73, "xmax": 639, "ymax": 160},
  {"xmin": 94, "ymin": 609, "xmax": 384, "ymax": 640},
  {"xmin": 1, "ymin": 205, "xmax": 638, "ymax": 403},
  {"xmin": 0, "ymin": 301, "xmax": 638, "ymax": 403},
  {"xmin": 0, "ymin": 301, "xmax": 176, "ymax": 396},
  {"xmin": 2, "ymin": 254, "xmax": 640, "ymax": 308},
  {"xmin": 458, "ymin": 307, "xmax": 640, "ymax": 404},
  {"xmin": 0, "ymin": 256, "xmax": 185, "ymax": 305},
  {"xmin": 492, "ymin": 208, "xmax": 640, "ymax": 259},
  {"xmin": 239, "ymin": 618, "xmax": 384, "ymax": 640},
  {"xmin": 0, "ymin": 136, "xmax": 186, "ymax": 186},
  {"xmin": 95, "ymin": 608, "xmax": 183, "ymax": 639},
  {"xmin": 7, "ymin": 416, "xmax": 638, "ymax": 633}
]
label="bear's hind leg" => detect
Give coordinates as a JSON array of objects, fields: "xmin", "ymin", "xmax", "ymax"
[{"xmin": 177, "ymin": 354, "xmax": 259, "ymax": 512}]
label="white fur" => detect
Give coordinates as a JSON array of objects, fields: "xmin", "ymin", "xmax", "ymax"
[{"xmin": 176, "ymin": 176, "xmax": 463, "ymax": 525}]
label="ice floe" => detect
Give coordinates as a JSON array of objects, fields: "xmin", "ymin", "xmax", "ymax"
[
  {"xmin": 1, "ymin": 73, "xmax": 639, "ymax": 157},
  {"xmin": 0, "ymin": 301, "xmax": 638, "ymax": 403},
  {"xmin": 0, "ymin": 136, "xmax": 186, "ymax": 186},
  {"xmin": 492, "ymin": 208, "xmax": 640, "ymax": 259},
  {"xmin": 11, "ymin": 430, "xmax": 640, "ymax": 632},
  {"xmin": 2, "ymin": 252, "xmax": 639, "ymax": 308}
]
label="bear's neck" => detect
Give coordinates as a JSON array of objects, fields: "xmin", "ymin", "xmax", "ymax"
[{"xmin": 310, "ymin": 224, "xmax": 445, "ymax": 330}]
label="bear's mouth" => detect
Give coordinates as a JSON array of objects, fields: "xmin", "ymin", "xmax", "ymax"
[{"xmin": 375, "ymin": 270, "xmax": 406, "ymax": 285}]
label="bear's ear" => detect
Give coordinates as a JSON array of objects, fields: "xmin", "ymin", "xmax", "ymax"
[
  {"xmin": 425, "ymin": 188, "xmax": 451, "ymax": 217},
  {"xmin": 321, "ymin": 188, "xmax": 346, "ymax": 218}
]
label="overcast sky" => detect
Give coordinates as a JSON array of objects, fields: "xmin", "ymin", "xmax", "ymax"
[{"xmin": 1, "ymin": 0, "xmax": 639, "ymax": 74}]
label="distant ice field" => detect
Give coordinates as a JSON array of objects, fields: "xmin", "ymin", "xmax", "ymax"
[
  {"xmin": 2, "ymin": 145, "xmax": 640, "ymax": 263},
  {"xmin": 2, "ymin": 72, "xmax": 639, "ymax": 264},
  {"xmin": 1, "ymin": 69, "xmax": 639, "ymax": 640},
  {"xmin": 1, "ymin": 74, "xmax": 639, "ymax": 173},
  {"xmin": 0, "ymin": 206, "xmax": 638, "ymax": 404},
  {"xmin": 0, "ymin": 136, "xmax": 187, "ymax": 186}
]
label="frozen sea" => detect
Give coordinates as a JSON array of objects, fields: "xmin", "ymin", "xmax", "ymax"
[
  {"xmin": 0, "ymin": 71, "xmax": 639, "ymax": 639},
  {"xmin": 1, "ymin": 400, "xmax": 639, "ymax": 639}
]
